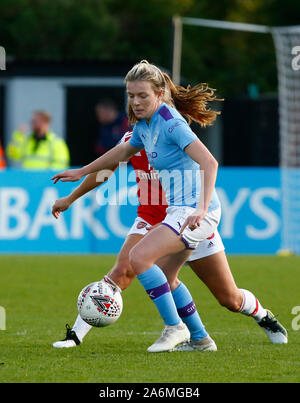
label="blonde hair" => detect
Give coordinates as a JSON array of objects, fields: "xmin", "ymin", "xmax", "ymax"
[{"xmin": 125, "ymin": 60, "xmax": 222, "ymax": 126}]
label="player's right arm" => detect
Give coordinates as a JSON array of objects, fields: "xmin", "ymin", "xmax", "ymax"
[{"xmin": 51, "ymin": 141, "xmax": 141, "ymax": 184}]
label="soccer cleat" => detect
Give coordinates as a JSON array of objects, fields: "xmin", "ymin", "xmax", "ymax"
[
  {"xmin": 52, "ymin": 324, "xmax": 81, "ymax": 348},
  {"xmin": 147, "ymin": 321, "xmax": 190, "ymax": 353},
  {"xmin": 258, "ymin": 310, "xmax": 288, "ymax": 344},
  {"xmin": 171, "ymin": 335, "xmax": 217, "ymax": 352}
]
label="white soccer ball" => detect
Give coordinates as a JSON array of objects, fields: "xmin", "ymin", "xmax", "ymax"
[{"xmin": 77, "ymin": 280, "xmax": 123, "ymax": 327}]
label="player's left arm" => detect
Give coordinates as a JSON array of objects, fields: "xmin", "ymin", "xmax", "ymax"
[
  {"xmin": 181, "ymin": 139, "xmax": 218, "ymax": 232},
  {"xmin": 166, "ymin": 120, "xmax": 218, "ymax": 227}
]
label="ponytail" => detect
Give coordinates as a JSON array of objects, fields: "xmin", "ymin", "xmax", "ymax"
[
  {"xmin": 162, "ymin": 73, "xmax": 222, "ymax": 127},
  {"xmin": 125, "ymin": 60, "xmax": 223, "ymax": 127}
]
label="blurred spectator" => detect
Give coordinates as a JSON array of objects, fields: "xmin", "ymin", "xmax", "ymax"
[
  {"xmin": 6, "ymin": 110, "xmax": 70, "ymax": 169},
  {"xmin": 94, "ymin": 98, "xmax": 130, "ymax": 156},
  {"xmin": 0, "ymin": 139, "xmax": 6, "ymax": 169}
]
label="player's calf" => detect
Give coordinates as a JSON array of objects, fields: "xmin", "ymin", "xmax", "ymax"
[
  {"xmin": 107, "ymin": 264, "xmax": 135, "ymax": 291},
  {"xmin": 217, "ymin": 291, "xmax": 243, "ymax": 312}
]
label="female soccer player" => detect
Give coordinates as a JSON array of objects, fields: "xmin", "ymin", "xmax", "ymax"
[
  {"xmin": 53, "ymin": 130, "xmax": 218, "ymax": 352},
  {"xmin": 52, "ymin": 61, "xmax": 287, "ymax": 351}
]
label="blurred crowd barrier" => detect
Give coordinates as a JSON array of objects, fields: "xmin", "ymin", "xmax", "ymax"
[{"xmin": 0, "ymin": 166, "xmax": 281, "ymax": 254}]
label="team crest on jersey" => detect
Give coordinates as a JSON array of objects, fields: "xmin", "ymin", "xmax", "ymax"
[{"xmin": 137, "ymin": 221, "xmax": 147, "ymax": 229}]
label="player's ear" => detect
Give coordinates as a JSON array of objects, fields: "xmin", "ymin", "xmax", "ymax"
[{"xmin": 157, "ymin": 88, "xmax": 164, "ymax": 101}]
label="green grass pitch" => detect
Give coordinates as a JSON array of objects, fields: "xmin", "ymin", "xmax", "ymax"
[{"xmin": 0, "ymin": 255, "xmax": 299, "ymax": 383}]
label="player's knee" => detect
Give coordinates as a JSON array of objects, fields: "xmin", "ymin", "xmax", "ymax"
[{"xmin": 129, "ymin": 247, "xmax": 146, "ymax": 274}]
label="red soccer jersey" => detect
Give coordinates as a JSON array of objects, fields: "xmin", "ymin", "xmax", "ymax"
[{"xmin": 121, "ymin": 131, "xmax": 168, "ymax": 225}]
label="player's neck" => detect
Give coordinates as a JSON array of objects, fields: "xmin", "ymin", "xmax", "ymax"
[{"xmin": 145, "ymin": 101, "xmax": 163, "ymax": 125}]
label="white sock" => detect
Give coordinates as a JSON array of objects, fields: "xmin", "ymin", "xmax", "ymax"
[
  {"xmin": 238, "ymin": 289, "xmax": 267, "ymax": 322},
  {"xmin": 72, "ymin": 314, "xmax": 92, "ymax": 342}
]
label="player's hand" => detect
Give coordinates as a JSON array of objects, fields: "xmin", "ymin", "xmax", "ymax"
[
  {"xmin": 52, "ymin": 196, "xmax": 71, "ymax": 219},
  {"xmin": 179, "ymin": 210, "xmax": 206, "ymax": 234},
  {"xmin": 51, "ymin": 168, "xmax": 85, "ymax": 184}
]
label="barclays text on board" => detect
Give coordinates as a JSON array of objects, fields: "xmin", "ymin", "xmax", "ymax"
[{"xmin": 0, "ymin": 167, "xmax": 281, "ymax": 254}]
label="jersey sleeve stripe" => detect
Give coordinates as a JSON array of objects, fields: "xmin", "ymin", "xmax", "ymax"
[{"xmin": 158, "ymin": 105, "xmax": 174, "ymax": 121}]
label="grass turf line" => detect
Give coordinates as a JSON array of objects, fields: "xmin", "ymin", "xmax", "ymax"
[{"xmin": 0, "ymin": 255, "xmax": 299, "ymax": 383}]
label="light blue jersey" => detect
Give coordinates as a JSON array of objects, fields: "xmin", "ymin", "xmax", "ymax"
[{"xmin": 129, "ymin": 103, "xmax": 220, "ymax": 211}]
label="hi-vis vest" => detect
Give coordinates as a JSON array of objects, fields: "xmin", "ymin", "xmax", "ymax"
[
  {"xmin": 0, "ymin": 141, "xmax": 6, "ymax": 169},
  {"xmin": 6, "ymin": 130, "xmax": 70, "ymax": 169}
]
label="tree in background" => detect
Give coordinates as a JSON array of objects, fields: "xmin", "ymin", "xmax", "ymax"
[{"xmin": 1, "ymin": 0, "xmax": 300, "ymax": 95}]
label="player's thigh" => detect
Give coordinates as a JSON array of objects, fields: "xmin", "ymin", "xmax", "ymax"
[
  {"xmin": 188, "ymin": 251, "xmax": 240, "ymax": 302},
  {"xmin": 130, "ymin": 224, "xmax": 187, "ymax": 268}
]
